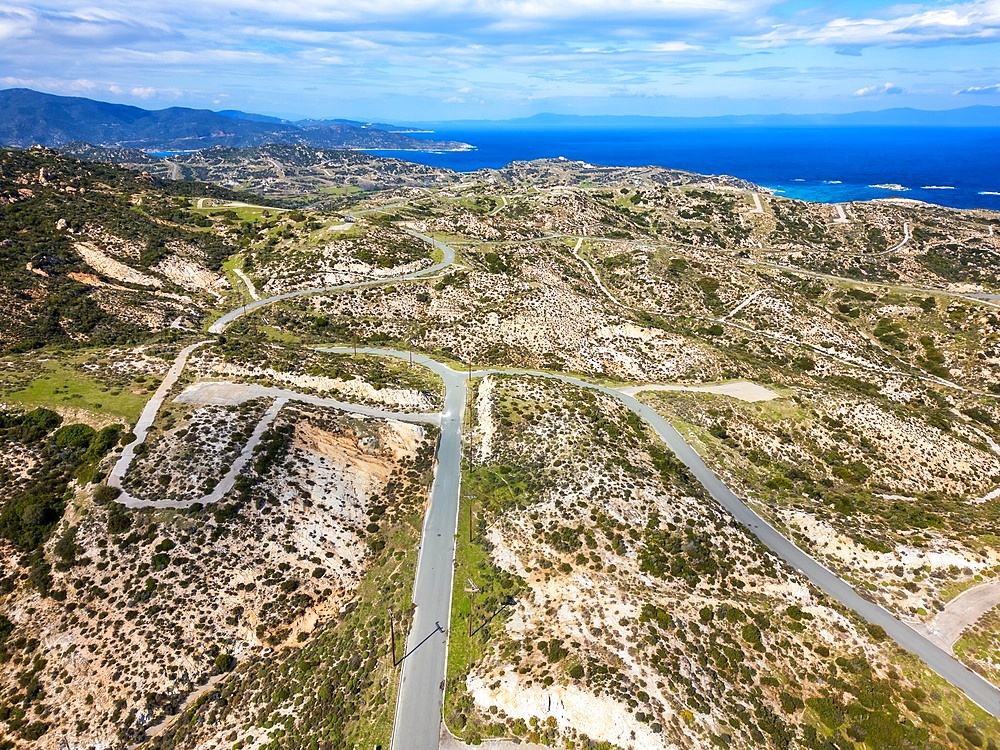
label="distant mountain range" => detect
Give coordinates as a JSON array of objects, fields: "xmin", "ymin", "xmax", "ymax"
[
  {"xmin": 411, "ymin": 106, "xmax": 1000, "ymax": 130},
  {"xmin": 4, "ymin": 87, "xmax": 996, "ymax": 160},
  {"xmin": 0, "ymin": 89, "xmax": 470, "ymax": 151}
]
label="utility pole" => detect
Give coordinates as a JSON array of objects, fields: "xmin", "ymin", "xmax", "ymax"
[
  {"xmin": 464, "ymin": 579, "xmax": 480, "ymax": 637},
  {"xmin": 469, "ymin": 498, "xmax": 474, "ymax": 543}
]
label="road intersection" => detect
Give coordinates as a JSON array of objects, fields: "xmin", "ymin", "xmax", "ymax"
[{"xmin": 113, "ymin": 224, "xmax": 1000, "ymax": 748}]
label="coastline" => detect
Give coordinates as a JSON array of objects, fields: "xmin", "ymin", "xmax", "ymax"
[
  {"xmin": 365, "ymin": 125, "xmax": 1000, "ymax": 212},
  {"xmin": 357, "ymin": 143, "xmax": 476, "ymax": 154}
]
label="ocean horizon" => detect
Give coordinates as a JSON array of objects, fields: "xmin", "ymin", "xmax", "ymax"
[{"xmin": 365, "ymin": 125, "xmax": 1000, "ymax": 212}]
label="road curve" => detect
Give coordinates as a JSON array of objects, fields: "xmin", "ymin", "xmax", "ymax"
[
  {"xmin": 208, "ymin": 230, "xmax": 456, "ymax": 334},
  {"xmin": 107, "ymin": 216, "xmax": 1000, "ymax": 740},
  {"xmin": 913, "ymin": 581, "xmax": 1000, "ymax": 652},
  {"xmin": 107, "ymin": 340, "xmax": 210, "ymax": 492},
  {"xmin": 325, "ymin": 354, "xmax": 1000, "ymax": 738}
]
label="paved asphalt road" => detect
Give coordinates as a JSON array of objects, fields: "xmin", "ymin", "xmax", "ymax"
[
  {"xmin": 510, "ymin": 370, "xmax": 1000, "ymax": 719},
  {"xmin": 331, "ymin": 359, "xmax": 1000, "ymax": 738},
  {"xmin": 322, "ymin": 348, "xmax": 469, "ymax": 750},
  {"xmin": 626, "ymin": 391, "xmax": 1000, "ymax": 718},
  {"xmin": 159, "ymin": 221, "xmax": 1000, "ymax": 742}
]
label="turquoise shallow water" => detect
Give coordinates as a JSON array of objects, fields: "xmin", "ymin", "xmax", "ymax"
[{"xmin": 365, "ymin": 125, "xmax": 1000, "ymax": 211}]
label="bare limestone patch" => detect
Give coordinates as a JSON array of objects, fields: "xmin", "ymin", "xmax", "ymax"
[
  {"xmin": 0, "ymin": 404, "xmax": 429, "ymax": 749},
  {"xmin": 188, "ymin": 352, "xmax": 440, "ymax": 412},
  {"xmin": 75, "ymin": 240, "xmax": 162, "ymax": 287},
  {"xmin": 154, "ymin": 255, "xmax": 229, "ymax": 298}
]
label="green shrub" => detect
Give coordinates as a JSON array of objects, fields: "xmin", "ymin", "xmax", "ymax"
[
  {"xmin": 106, "ymin": 502, "xmax": 132, "ymax": 535},
  {"xmin": 93, "ymin": 483, "xmax": 121, "ymax": 505},
  {"xmin": 53, "ymin": 423, "xmax": 95, "ymax": 449}
]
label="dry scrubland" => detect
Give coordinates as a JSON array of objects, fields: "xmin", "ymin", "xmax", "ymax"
[
  {"xmin": 447, "ymin": 374, "xmax": 999, "ymax": 749},
  {"xmin": 2, "ymin": 148, "xmax": 1000, "ymax": 749},
  {"xmin": 270, "ymin": 239, "xmax": 722, "ymax": 382},
  {"xmin": 234, "ymin": 174, "xmax": 1000, "ymax": 748},
  {"xmin": 0, "ymin": 399, "xmax": 436, "ymax": 749},
  {"xmin": 186, "ymin": 337, "xmax": 445, "ymax": 413},
  {"xmin": 643, "ymin": 386, "xmax": 1000, "ymax": 612}
]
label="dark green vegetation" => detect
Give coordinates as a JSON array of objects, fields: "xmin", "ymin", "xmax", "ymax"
[
  {"xmin": 642, "ymin": 383, "xmax": 1000, "ymax": 614},
  {"xmin": 229, "ymin": 211, "xmax": 439, "ymax": 298},
  {"xmin": 0, "ymin": 404, "xmax": 436, "ymax": 748},
  {"xmin": 0, "ymin": 408, "xmax": 123, "ymax": 744},
  {"xmin": 0, "ymin": 407, "xmax": 120, "ymax": 554},
  {"xmin": 447, "ymin": 375, "xmax": 1000, "ymax": 749},
  {"xmin": 1, "ymin": 142, "xmax": 1000, "ymax": 750},
  {"xmin": 0, "ymin": 147, "xmax": 256, "ymax": 352}
]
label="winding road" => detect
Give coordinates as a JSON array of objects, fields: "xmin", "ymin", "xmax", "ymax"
[
  {"xmin": 109, "ymin": 220, "xmax": 1000, "ymax": 748},
  {"xmin": 208, "ymin": 229, "xmax": 454, "ymax": 334}
]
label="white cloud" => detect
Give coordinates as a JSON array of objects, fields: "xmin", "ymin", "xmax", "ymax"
[
  {"xmin": 130, "ymin": 86, "xmax": 157, "ymax": 98},
  {"xmin": 743, "ymin": 0, "xmax": 1000, "ymax": 50},
  {"xmin": 853, "ymin": 82, "xmax": 903, "ymax": 96},
  {"xmin": 955, "ymin": 82, "xmax": 1000, "ymax": 93},
  {"xmin": 0, "ymin": 7, "xmax": 35, "ymax": 40},
  {"xmin": 194, "ymin": 0, "xmax": 769, "ymax": 22},
  {"xmin": 2, "ymin": 75, "xmax": 95, "ymax": 91},
  {"xmin": 649, "ymin": 41, "xmax": 701, "ymax": 52}
]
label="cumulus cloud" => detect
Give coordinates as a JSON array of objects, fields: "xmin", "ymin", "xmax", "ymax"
[
  {"xmin": 955, "ymin": 83, "xmax": 1000, "ymax": 94},
  {"xmin": 743, "ymin": 0, "xmax": 1000, "ymax": 51},
  {"xmin": 853, "ymin": 82, "xmax": 903, "ymax": 96}
]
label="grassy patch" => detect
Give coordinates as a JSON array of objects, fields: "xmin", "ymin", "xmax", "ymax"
[
  {"xmin": 938, "ymin": 576, "xmax": 990, "ymax": 604},
  {"xmin": 0, "ymin": 355, "xmax": 153, "ymax": 423},
  {"xmin": 443, "ymin": 462, "xmax": 527, "ymax": 741},
  {"xmin": 318, "ymin": 185, "xmax": 364, "ymax": 196}
]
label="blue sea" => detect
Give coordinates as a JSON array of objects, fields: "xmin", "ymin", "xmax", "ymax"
[{"xmin": 365, "ymin": 126, "xmax": 1000, "ymax": 212}]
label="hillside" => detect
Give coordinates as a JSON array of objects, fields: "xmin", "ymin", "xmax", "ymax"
[
  {"xmin": 0, "ymin": 147, "xmax": 254, "ymax": 352},
  {"xmin": 0, "ymin": 89, "xmax": 470, "ymax": 152},
  {"xmin": 1, "ymin": 146, "xmax": 999, "ymax": 749}
]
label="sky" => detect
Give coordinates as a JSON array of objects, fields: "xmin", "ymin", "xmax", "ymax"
[{"xmin": 1, "ymin": 1, "xmax": 1000, "ymax": 121}]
